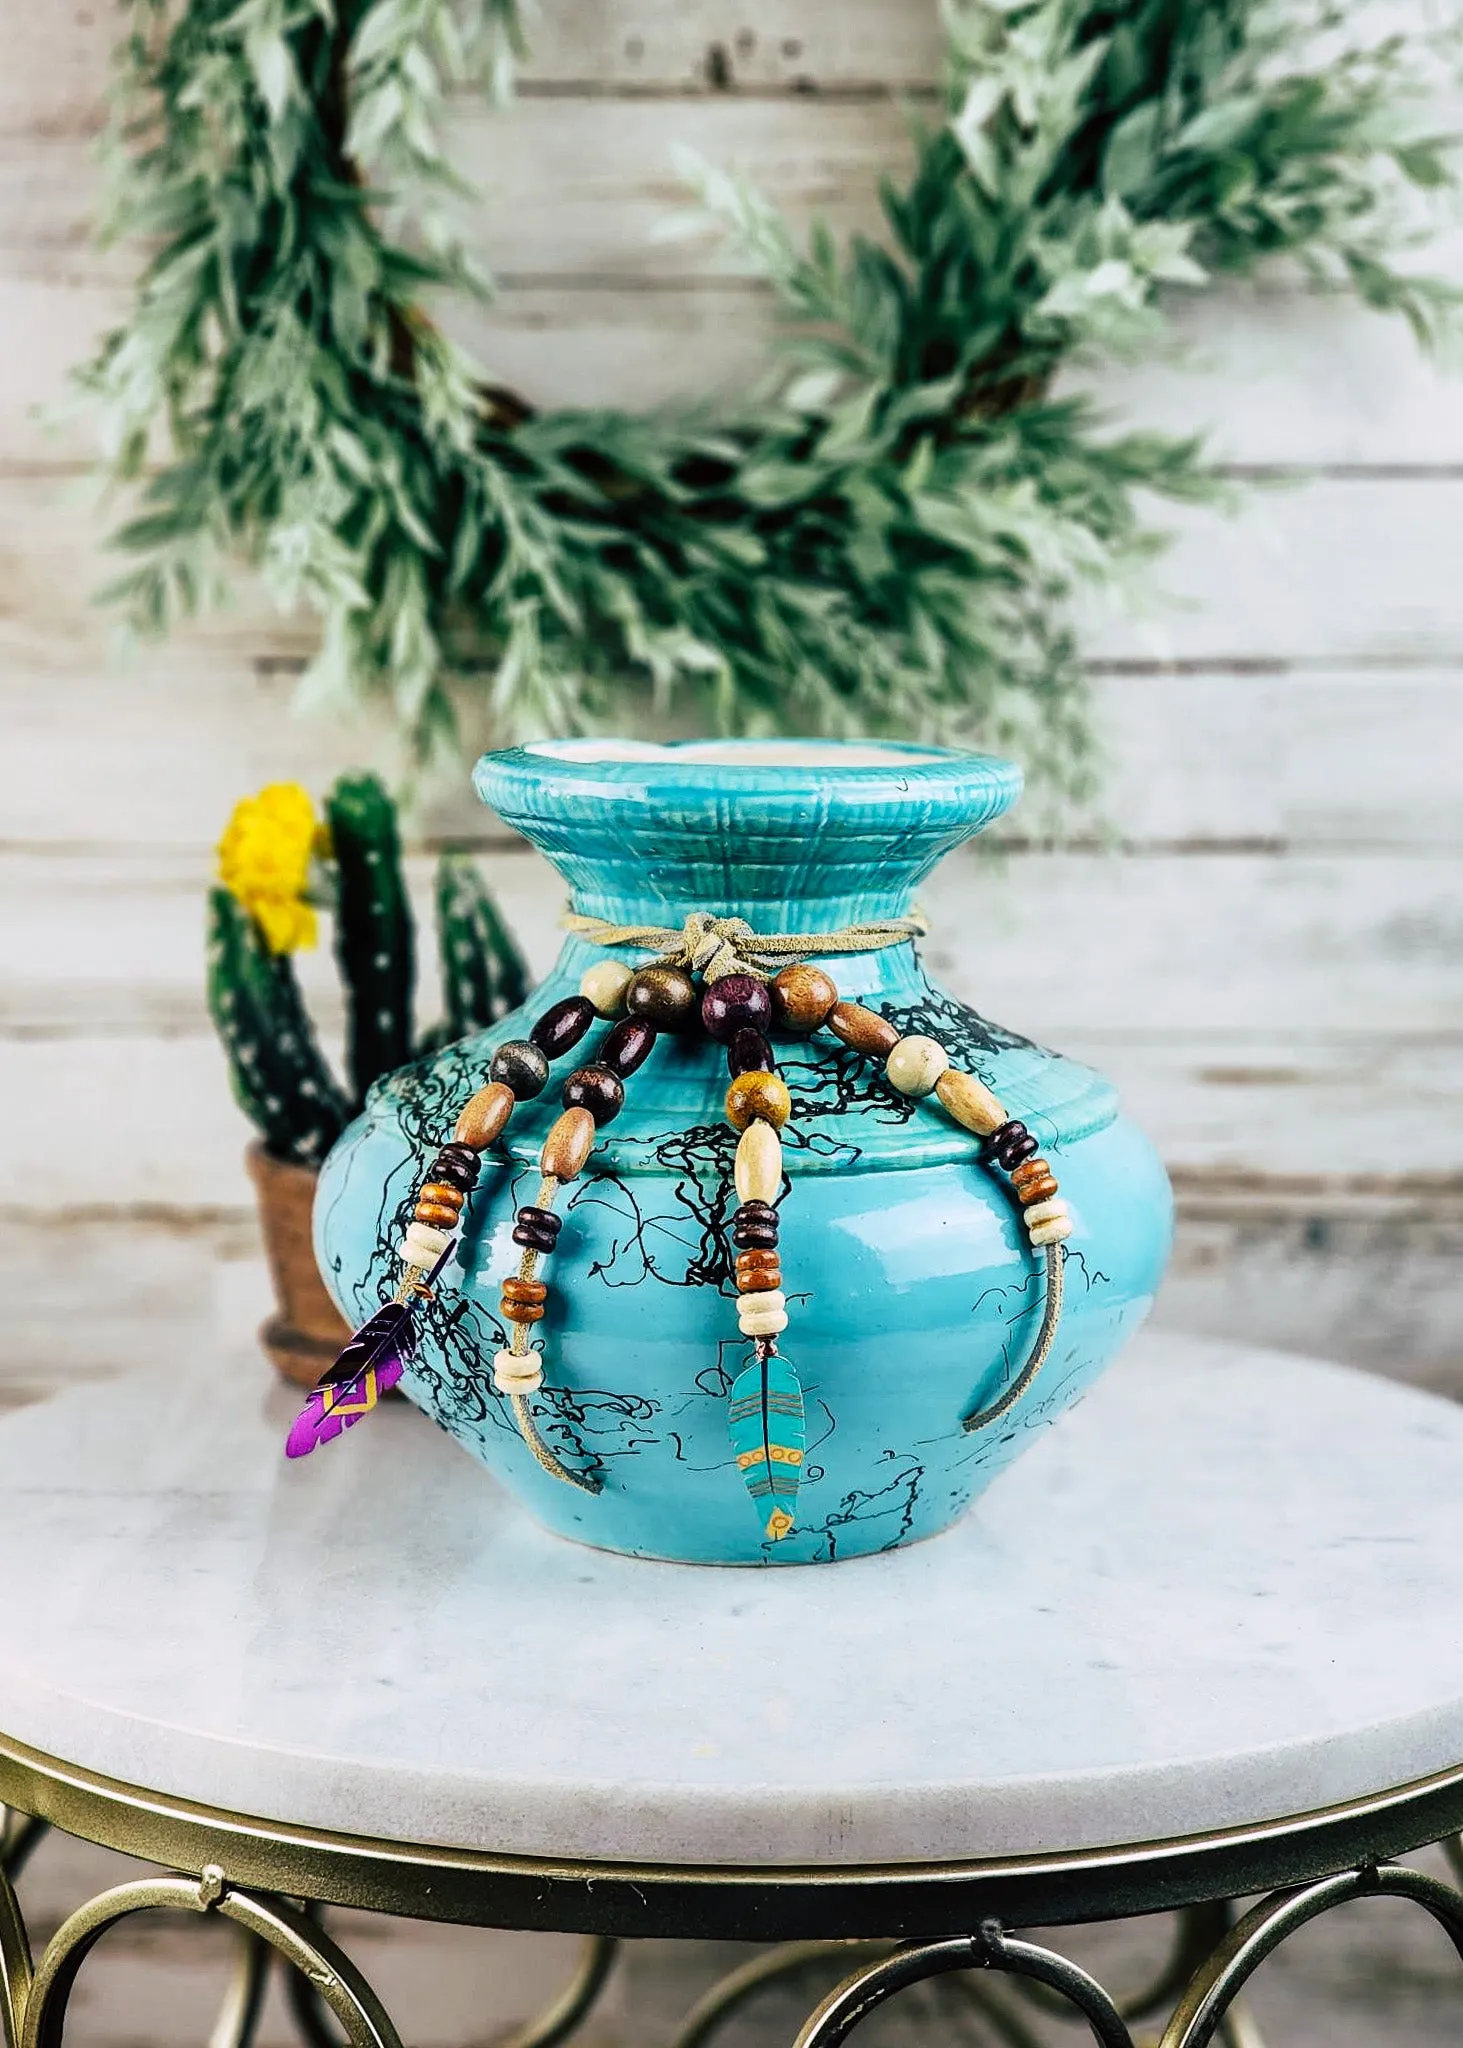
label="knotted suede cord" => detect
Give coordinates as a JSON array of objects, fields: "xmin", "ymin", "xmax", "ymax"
[{"xmin": 562, "ymin": 908, "xmax": 929, "ymax": 983}]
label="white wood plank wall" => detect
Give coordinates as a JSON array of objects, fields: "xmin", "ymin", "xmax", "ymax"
[{"xmin": 2, "ymin": 0, "xmax": 1462, "ymax": 1407}]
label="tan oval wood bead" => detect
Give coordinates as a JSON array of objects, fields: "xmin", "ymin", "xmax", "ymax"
[
  {"xmin": 734, "ymin": 1119, "xmax": 783, "ymax": 1206},
  {"xmin": 1022, "ymin": 1195, "xmax": 1070, "ymax": 1230},
  {"xmin": 453, "ymin": 1081, "xmax": 516, "ymax": 1149},
  {"xmin": 933, "ymin": 1067, "xmax": 1008, "ymax": 1138},
  {"xmin": 580, "ymin": 959, "xmax": 634, "ymax": 1019},
  {"xmin": 1029, "ymin": 1214, "xmax": 1074, "ymax": 1247},
  {"xmin": 885, "ymin": 1033, "xmax": 949, "ymax": 1098},
  {"xmin": 540, "ymin": 1107, "xmax": 596, "ymax": 1182},
  {"xmin": 827, "ymin": 1001, "xmax": 899, "ymax": 1057}
]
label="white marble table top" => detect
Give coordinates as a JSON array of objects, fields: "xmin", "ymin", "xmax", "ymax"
[{"xmin": 1, "ymin": 1332, "xmax": 1462, "ymax": 1869}]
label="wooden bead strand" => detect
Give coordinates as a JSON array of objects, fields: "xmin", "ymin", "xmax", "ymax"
[
  {"xmin": 800, "ymin": 983, "xmax": 1072, "ymax": 1431},
  {"xmin": 482, "ymin": 972, "xmax": 680, "ymax": 1487},
  {"xmin": 702, "ymin": 967, "xmax": 808, "ymax": 1543}
]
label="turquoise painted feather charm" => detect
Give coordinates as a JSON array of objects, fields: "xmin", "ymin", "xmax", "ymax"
[{"xmin": 728, "ymin": 1344, "xmax": 806, "ymax": 1542}]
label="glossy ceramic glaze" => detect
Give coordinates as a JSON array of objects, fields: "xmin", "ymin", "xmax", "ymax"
[{"xmin": 315, "ymin": 740, "xmax": 1172, "ymax": 1565}]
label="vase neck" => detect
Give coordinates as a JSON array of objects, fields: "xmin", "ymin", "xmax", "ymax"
[{"xmin": 474, "ymin": 740, "xmax": 1023, "ymax": 932}]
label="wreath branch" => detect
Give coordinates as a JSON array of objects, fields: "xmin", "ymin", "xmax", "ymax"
[{"xmin": 76, "ymin": 0, "xmax": 1463, "ymax": 787}]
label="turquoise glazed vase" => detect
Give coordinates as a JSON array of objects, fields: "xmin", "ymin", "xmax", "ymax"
[{"xmin": 314, "ymin": 740, "xmax": 1172, "ymax": 1565}]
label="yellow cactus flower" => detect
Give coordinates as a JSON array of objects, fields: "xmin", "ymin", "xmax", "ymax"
[{"xmin": 217, "ymin": 782, "xmax": 324, "ymax": 954}]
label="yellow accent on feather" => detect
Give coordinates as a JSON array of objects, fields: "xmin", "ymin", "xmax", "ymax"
[{"xmin": 320, "ymin": 1369, "xmax": 378, "ymax": 1418}]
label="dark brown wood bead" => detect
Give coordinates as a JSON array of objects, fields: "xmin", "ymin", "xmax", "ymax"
[
  {"xmin": 700, "ymin": 973, "xmax": 772, "ymax": 1042},
  {"xmin": 624, "ymin": 964, "xmax": 699, "ymax": 1031},
  {"xmin": 502, "ymin": 1277, "xmax": 548, "ymax": 1306},
  {"xmin": 734, "ymin": 1201, "xmax": 778, "ymax": 1229},
  {"xmin": 771, "ymin": 963, "xmax": 839, "ymax": 1033},
  {"xmin": 998, "ymin": 1134, "xmax": 1040, "ymax": 1169},
  {"xmin": 727, "ymin": 1026, "xmax": 773, "ymax": 1079},
  {"xmin": 529, "ymin": 996, "xmax": 596, "ymax": 1061},
  {"xmin": 600, "ymin": 1017, "xmax": 657, "ymax": 1078},
  {"xmin": 489, "ymin": 1039, "xmax": 550, "ymax": 1099},
  {"xmin": 732, "ymin": 1221, "xmax": 779, "ymax": 1251},
  {"xmin": 827, "ymin": 1001, "xmax": 899, "ymax": 1057},
  {"xmin": 433, "ymin": 1144, "xmax": 482, "ymax": 1186},
  {"xmin": 500, "ymin": 1297, "xmax": 545, "ymax": 1324},
  {"xmin": 414, "ymin": 1200, "xmax": 461, "ymax": 1228},
  {"xmin": 512, "ymin": 1205, "xmax": 562, "ymax": 1253},
  {"xmin": 562, "ymin": 1063, "xmax": 625, "ymax": 1125}
]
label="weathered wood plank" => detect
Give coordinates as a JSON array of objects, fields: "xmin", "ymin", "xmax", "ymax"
[
  {"xmin": 0, "ymin": 0, "xmax": 949, "ymax": 142},
  {"xmin": 6, "ymin": 1181, "xmax": 1463, "ymax": 1438},
  {"xmin": 4, "ymin": 839, "xmax": 1461, "ymax": 1208},
  {"xmin": 6, "ymin": 1018, "xmax": 1458, "ymax": 1207},
  {"xmin": 4, "ymin": 477, "xmax": 1463, "ymax": 691},
  {"xmin": 0, "ymin": 102, "xmax": 915, "ymax": 286},
  {"xmin": 6, "ymin": 661, "xmax": 1461, "ymax": 854},
  {"xmin": 16, "ymin": 272, "xmax": 1463, "ymax": 472},
  {"xmin": 8, "ymin": 845, "xmax": 1463, "ymax": 1037}
]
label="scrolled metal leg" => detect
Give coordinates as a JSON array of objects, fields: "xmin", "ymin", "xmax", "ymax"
[
  {"xmin": 1156, "ymin": 1863, "xmax": 1463, "ymax": 2048},
  {"xmin": 671, "ymin": 1942, "xmax": 891, "ymax": 2048},
  {"xmin": 286, "ymin": 1908, "xmax": 618, "ymax": 2048},
  {"xmin": 208, "ymin": 1928, "xmax": 272, "ymax": 2048},
  {"xmin": 499, "ymin": 1934, "xmax": 620, "ymax": 2048},
  {"xmin": 18, "ymin": 1868, "xmax": 403, "ymax": 2048},
  {"xmin": 0, "ymin": 1818, "xmax": 46, "ymax": 1887},
  {"xmin": 1000, "ymin": 1902, "xmax": 1233, "ymax": 2027},
  {"xmin": 793, "ymin": 1922, "xmax": 1136, "ymax": 2048},
  {"xmin": 0, "ymin": 1855, "xmax": 30, "ymax": 2048}
]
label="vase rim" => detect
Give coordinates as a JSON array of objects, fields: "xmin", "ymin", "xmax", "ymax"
[{"xmin": 475, "ymin": 736, "xmax": 1023, "ymax": 811}]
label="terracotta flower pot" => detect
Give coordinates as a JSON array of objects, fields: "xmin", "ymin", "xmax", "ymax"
[{"xmin": 246, "ymin": 1143, "xmax": 350, "ymax": 1388}]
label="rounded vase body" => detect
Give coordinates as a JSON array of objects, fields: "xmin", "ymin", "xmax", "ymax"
[{"xmin": 315, "ymin": 740, "xmax": 1172, "ymax": 1565}]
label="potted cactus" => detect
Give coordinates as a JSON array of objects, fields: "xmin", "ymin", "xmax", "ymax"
[{"xmin": 208, "ymin": 776, "xmax": 528, "ymax": 1385}]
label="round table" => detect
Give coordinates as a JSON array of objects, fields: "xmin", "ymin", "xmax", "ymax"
[{"xmin": 2, "ymin": 1329, "xmax": 1463, "ymax": 2048}]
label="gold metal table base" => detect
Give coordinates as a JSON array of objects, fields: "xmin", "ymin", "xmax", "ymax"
[{"xmin": 1, "ymin": 1730, "xmax": 1462, "ymax": 2047}]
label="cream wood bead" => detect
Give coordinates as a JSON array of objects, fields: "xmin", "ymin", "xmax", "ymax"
[
  {"xmin": 736, "ymin": 1287, "xmax": 786, "ymax": 1320},
  {"xmin": 934, "ymin": 1067, "xmax": 1007, "ymax": 1137},
  {"xmin": 580, "ymin": 959, "xmax": 634, "ymax": 1018},
  {"xmin": 734, "ymin": 1119, "xmax": 783, "ymax": 1206},
  {"xmin": 738, "ymin": 1301, "xmax": 790, "ymax": 1336},
  {"xmin": 885, "ymin": 1033, "xmax": 950, "ymax": 1098},
  {"xmin": 1029, "ymin": 1215, "xmax": 1074, "ymax": 1246},
  {"xmin": 400, "ymin": 1221, "xmax": 452, "ymax": 1263},
  {"xmin": 1021, "ymin": 1196, "xmax": 1070, "ymax": 1230},
  {"xmin": 493, "ymin": 1348, "xmax": 544, "ymax": 1393}
]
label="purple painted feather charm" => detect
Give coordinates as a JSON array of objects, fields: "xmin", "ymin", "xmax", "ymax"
[{"xmin": 284, "ymin": 1302, "xmax": 416, "ymax": 1459}]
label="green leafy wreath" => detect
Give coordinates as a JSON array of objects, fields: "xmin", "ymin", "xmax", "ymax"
[{"xmin": 81, "ymin": 0, "xmax": 1459, "ymax": 787}]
